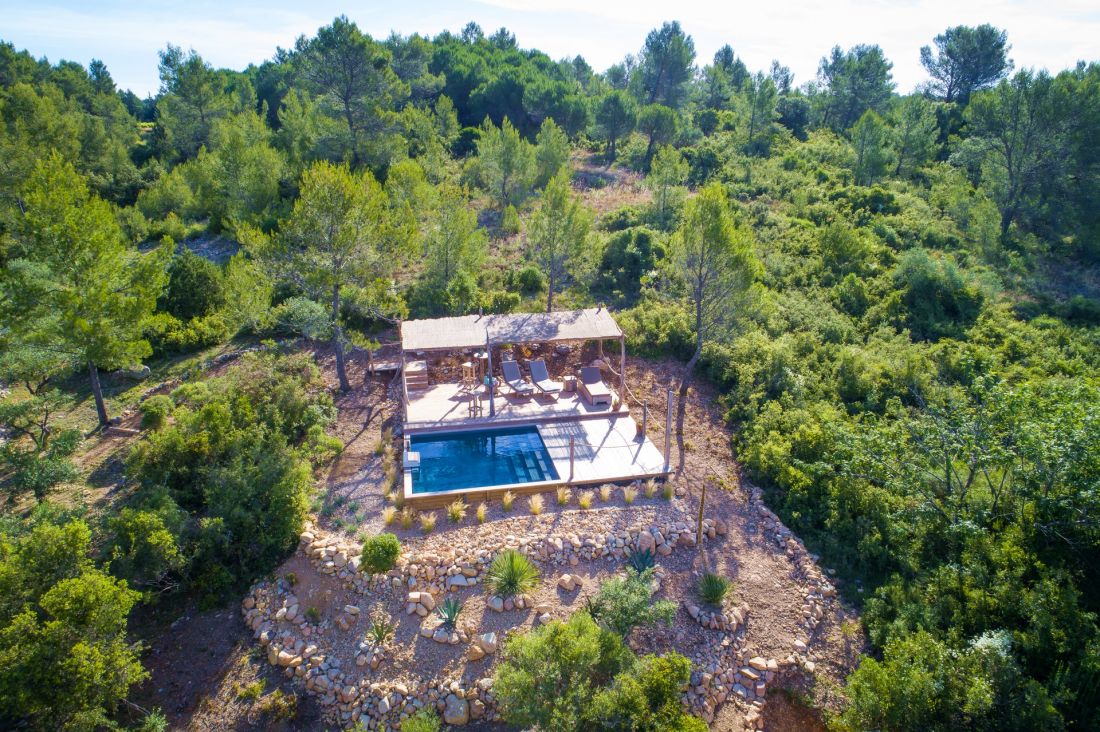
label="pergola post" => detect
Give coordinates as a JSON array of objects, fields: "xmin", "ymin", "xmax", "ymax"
[
  {"xmin": 485, "ymin": 331, "xmax": 495, "ymax": 418},
  {"xmin": 618, "ymin": 335, "xmax": 626, "ymax": 409},
  {"xmin": 400, "ymin": 349, "xmax": 409, "ymax": 405}
]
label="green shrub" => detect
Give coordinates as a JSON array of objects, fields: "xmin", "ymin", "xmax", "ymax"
[
  {"xmin": 582, "ymin": 652, "xmax": 707, "ymax": 731},
  {"xmin": 486, "ymin": 549, "xmax": 540, "ymax": 599},
  {"xmin": 437, "ymin": 597, "xmax": 462, "ymax": 630},
  {"xmin": 360, "ymin": 533, "xmax": 401, "ymax": 574},
  {"xmin": 587, "ymin": 567, "xmax": 676, "ymax": 638},
  {"xmin": 500, "ymin": 204, "xmax": 522, "ymax": 235},
  {"xmin": 515, "ymin": 265, "xmax": 545, "ymax": 295},
  {"xmin": 401, "ymin": 707, "xmax": 442, "ymax": 732},
  {"xmin": 159, "ymin": 248, "xmax": 226, "ymax": 321},
  {"xmin": 140, "ymin": 395, "xmax": 174, "ymax": 430},
  {"xmin": 698, "ymin": 573, "xmax": 730, "ymax": 605}
]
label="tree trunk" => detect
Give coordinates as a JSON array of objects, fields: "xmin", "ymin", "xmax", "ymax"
[
  {"xmin": 675, "ymin": 346, "xmax": 701, "ymax": 474},
  {"xmin": 332, "ymin": 283, "xmax": 350, "ymax": 392},
  {"xmin": 644, "ymin": 135, "xmax": 657, "ymax": 171},
  {"xmin": 88, "ymin": 361, "xmax": 109, "ymax": 427},
  {"xmin": 546, "ymin": 272, "xmax": 554, "ymax": 313}
]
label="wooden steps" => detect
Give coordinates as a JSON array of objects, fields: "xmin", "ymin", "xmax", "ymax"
[{"xmin": 404, "ymin": 360, "xmax": 428, "ymax": 392}]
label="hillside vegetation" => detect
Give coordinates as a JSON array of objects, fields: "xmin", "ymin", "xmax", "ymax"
[{"xmin": 0, "ymin": 17, "xmax": 1098, "ymax": 731}]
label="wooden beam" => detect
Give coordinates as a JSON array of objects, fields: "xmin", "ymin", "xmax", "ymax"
[{"xmin": 619, "ymin": 335, "xmax": 626, "ymax": 407}]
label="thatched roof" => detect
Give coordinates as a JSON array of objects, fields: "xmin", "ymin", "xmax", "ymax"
[{"xmin": 401, "ymin": 307, "xmax": 623, "ymax": 352}]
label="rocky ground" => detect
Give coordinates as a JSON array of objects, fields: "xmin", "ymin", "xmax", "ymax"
[{"xmin": 238, "ymin": 351, "xmax": 864, "ymax": 730}]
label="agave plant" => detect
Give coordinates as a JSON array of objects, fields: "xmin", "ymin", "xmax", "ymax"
[
  {"xmin": 487, "ymin": 549, "xmax": 540, "ymax": 599},
  {"xmin": 367, "ymin": 614, "xmax": 397, "ymax": 645},
  {"xmin": 626, "ymin": 548, "xmax": 656, "ymax": 573},
  {"xmin": 436, "ymin": 597, "xmax": 463, "ymax": 630}
]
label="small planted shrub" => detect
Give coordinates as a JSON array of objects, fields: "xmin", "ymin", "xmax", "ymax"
[
  {"xmin": 578, "ymin": 490, "xmax": 593, "ymax": 510},
  {"xmin": 399, "ymin": 507, "xmax": 415, "ymax": 530},
  {"xmin": 437, "ymin": 597, "xmax": 463, "ymax": 630},
  {"xmin": 699, "ymin": 573, "xmax": 731, "ymax": 605},
  {"xmin": 556, "ymin": 486, "xmax": 570, "ymax": 506},
  {"xmin": 284, "ymin": 572, "xmax": 298, "ymax": 586},
  {"xmin": 622, "ymin": 485, "xmax": 637, "ymax": 505},
  {"xmin": 420, "ymin": 511, "xmax": 437, "ymax": 534},
  {"xmin": 501, "ymin": 490, "xmax": 515, "ymax": 512},
  {"xmin": 447, "ymin": 498, "xmax": 468, "ymax": 524},
  {"xmin": 661, "ymin": 481, "xmax": 675, "ymax": 500},
  {"xmin": 140, "ymin": 395, "xmax": 174, "ymax": 430},
  {"xmin": 586, "ymin": 567, "xmax": 676, "ymax": 638},
  {"xmin": 361, "ymin": 533, "xmax": 401, "ymax": 574},
  {"xmin": 402, "ymin": 707, "xmax": 442, "ymax": 732},
  {"xmin": 305, "ymin": 607, "xmax": 322, "ymax": 624},
  {"xmin": 626, "ymin": 548, "xmax": 656, "ymax": 573},
  {"xmin": 382, "ymin": 506, "xmax": 397, "ymax": 526},
  {"xmin": 528, "ymin": 494, "xmax": 544, "ymax": 515},
  {"xmin": 487, "ymin": 549, "xmax": 540, "ymax": 598},
  {"xmin": 367, "ymin": 614, "xmax": 396, "ymax": 646},
  {"xmin": 599, "ymin": 485, "xmax": 612, "ymax": 502},
  {"xmin": 476, "ymin": 502, "xmax": 488, "ymax": 524},
  {"xmin": 643, "ymin": 478, "xmax": 657, "ymax": 498}
]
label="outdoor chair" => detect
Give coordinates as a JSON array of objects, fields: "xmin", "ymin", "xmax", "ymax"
[
  {"xmin": 527, "ymin": 359, "xmax": 562, "ymax": 398},
  {"xmin": 578, "ymin": 366, "xmax": 613, "ymax": 406},
  {"xmin": 501, "ymin": 360, "xmax": 536, "ymax": 397}
]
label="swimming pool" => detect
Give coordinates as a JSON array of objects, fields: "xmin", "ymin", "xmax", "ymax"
[{"xmin": 408, "ymin": 425, "xmax": 559, "ymax": 494}]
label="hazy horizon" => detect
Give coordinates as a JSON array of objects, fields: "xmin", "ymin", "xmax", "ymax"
[{"xmin": 3, "ymin": 0, "xmax": 1099, "ymax": 97}]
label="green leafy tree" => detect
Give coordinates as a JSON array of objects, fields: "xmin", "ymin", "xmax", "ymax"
[
  {"xmin": 295, "ymin": 15, "xmax": 408, "ymax": 168},
  {"xmin": 646, "ymin": 145, "xmax": 688, "ymax": 227},
  {"xmin": 156, "ymin": 45, "xmax": 232, "ymax": 160},
  {"xmin": 818, "ymin": 44, "xmax": 895, "ymax": 131},
  {"xmin": 261, "ymin": 161, "xmax": 408, "ymax": 390},
  {"xmin": 891, "ymin": 95, "xmax": 940, "ymax": 177},
  {"xmin": 583, "ymin": 653, "xmax": 707, "ymax": 731},
  {"xmin": 595, "ymin": 91, "xmax": 637, "ymax": 162},
  {"xmin": 418, "ymin": 184, "xmax": 486, "ymax": 314},
  {"xmin": 636, "ymin": 104, "xmax": 678, "ymax": 171},
  {"xmin": 8, "ymin": 155, "xmax": 171, "ymax": 425},
  {"xmin": 850, "ymin": 110, "xmax": 892, "ymax": 185},
  {"xmin": 494, "ymin": 611, "xmax": 635, "ymax": 730},
  {"xmin": 671, "ymin": 183, "xmax": 759, "ymax": 460},
  {"xmin": 528, "ymin": 170, "xmax": 591, "ymax": 312},
  {"xmin": 920, "ymin": 24, "xmax": 1013, "ymax": 104},
  {"xmin": 745, "ymin": 71, "xmax": 778, "ymax": 152},
  {"xmin": 159, "ymin": 248, "xmax": 225, "ymax": 321},
  {"xmin": 477, "ymin": 116, "xmax": 535, "ymax": 208},
  {"xmin": 534, "ymin": 118, "xmax": 571, "ymax": 188},
  {"xmin": 0, "ymin": 391, "xmax": 81, "ymax": 502},
  {"xmin": 0, "ymin": 521, "xmax": 147, "ymax": 730},
  {"xmin": 633, "ymin": 22, "xmax": 696, "ymax": 109}
]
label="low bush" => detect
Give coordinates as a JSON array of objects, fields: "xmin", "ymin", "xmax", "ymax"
[
  {"xmin": 587, "ymin": 567, "xmax": 676, "ymax": 638},
  {"xmin": 698, "ymin": 573, "xmax": 730, "ymax": 605},
  {"xmin": 487, "ymin": 549, "xmax": 540, "ymax": 599},
  {"xmin": 360, "ymin": 533, "xmax": 401, "ymax": 574},
  {"xmin": 140, "ymin": 395, "xmax": 175, "ymax": 430}
]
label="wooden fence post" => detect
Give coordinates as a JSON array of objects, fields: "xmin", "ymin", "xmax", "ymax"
[
  {"xmin": 569, "ymin": 436, "xmax": 575, "ymax": 482},
  {"xmin": 664, "ymin": 387, "xmax": 673, "ymax": 470}
]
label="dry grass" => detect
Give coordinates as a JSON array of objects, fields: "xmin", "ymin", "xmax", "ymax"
[
  {"xmin": 556, "ymin": 486, "xmax": 571, "ymax": 506},
  {"xmin": 578, "ymin": 490, "xmax": 593, "ymax": 510},
  {"xmin": 476, "ymin": 502, "xmax": 488, "ymax": 524},
  {"xmin": 528, "ymin": 494, "xmax": 544, "ymax": 516},
  {"xmin": 623, "ymin": 485, "xmax": 637, "ymax": 505},
  {"xmin": 599, "ymin": 484, "xmax": 612, "ymax": 502},
  {"xmin": 501, "ymin": 490, "xmax": 515, "ymax": 512},
  {"xmin": 661, "ymin": 481, "xmax": 675, "ymax": 500},
  {"xmin": 420, "ymin": 511, "xmax": 437, "ymax": 533},
  {"xmin": 381, "ymin": 506, "xmax": 397, "ymax": 526},
  {"xmin": 399, "ymin": 507, "xmax": 415, "ymax": 530},
  {"xmin": 643, "ymin": 478, "xmax": 657, "ymax": 498},
  {"xmin": 446, "ymin": 499, "xmax": 467, "ymax": 524}
]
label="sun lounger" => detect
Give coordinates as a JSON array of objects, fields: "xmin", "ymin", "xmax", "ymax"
[
  {"xmin": 578, "ymin": 366, "xmax": 612, "ymax": 406},
  {"xmin": 527, "ymin": 359, "xmax": 562, "ymax": 396},
  {"xmin": 501, "ymin": 360, "xmax": 536, "ymax": 396}
]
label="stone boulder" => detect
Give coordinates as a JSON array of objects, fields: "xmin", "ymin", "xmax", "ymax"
[{"xmin": 444, "ymin": 693, "xmax": 470, "ymax": 725}]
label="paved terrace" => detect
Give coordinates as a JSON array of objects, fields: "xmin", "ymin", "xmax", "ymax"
[{"xmin": 403, "ymin": 382, "xmax": 629, "ymax": 431}]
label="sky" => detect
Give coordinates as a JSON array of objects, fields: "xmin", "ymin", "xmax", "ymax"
[{"xmin": 2, "ymin": 0, "xmax": 1098, "ymax": 97}]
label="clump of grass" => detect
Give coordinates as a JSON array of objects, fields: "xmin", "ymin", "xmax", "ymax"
[
  {"xmin": 698, "ymin": 573, "xmax": 731, "ymax": 605},
  {"xmin": 256, "ymin": 689, "xmax": 297, "ymax": 720},
  {"xmin": 501, "ymin": 490, "xmax": 515, "ymax": 512},
  {"xmin": 661, "ymin": 481, "xmax": 675, "ymax": 500},
  {"xmin": 529, "ymin": 494, "xmax": 544, "ymax": 516},
  {"xmin": 446, "ymin": 499, "xmax": 468, "ymax": 524},
  {"xmin": 476, "ymin": 502, "xmax": 488, "ymax": 524},
  {"xmin": 399, "ymin": 507, "xmax": 415, "ymax": 530},
  {"xmin": 643, "ymin": 479, "xmax": 657, "ymax": 498},
  {"xmin": 486, "ymin": 549, "xmax": 540, "ymax": 598},
  {"xmin": 626, "ymin": 548, "xmax": 656, "ymax": 573},
  {"xmin": 283, "ymin": 572, "xmax": 297, "ymax": 586},
  {"xmin": 556, "ymin": 486, "xmax": 570, "ymax": 506},
  {"xmin": 623, "ymin": 485, "xmax": 637, "ymax": 505},
  {"xmin": 382, "ymin": 506, "xmax": 397, "ymax": 526},
  {"xmin": 236, "ymin": 679, "xmax": 265, "ymax": 701},
  {"xmin": 374, "ymin": 428, "xmax": 392, "ymax": 456},
  {"xmin": 305, "ymin": 607, "xmax": 322, "ymax": 624},
  {"xmin": 578, "ymin": 490, "xmax": 593, "ymax": 510},
  {"xmin": 599, "ymin": 485, "xmax": 612, "ymax": 502},
  {"xmin": 420, "ymin": 511, "xmax": 437, "ymax": 534}
]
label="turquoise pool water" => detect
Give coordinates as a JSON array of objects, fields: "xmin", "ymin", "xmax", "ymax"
[{"xmin": 409, "ymin": 426, "xmax": 559, "ymax": 494}]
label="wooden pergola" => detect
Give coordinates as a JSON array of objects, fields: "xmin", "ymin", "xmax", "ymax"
[{"xmin": 399, "ymin": 307, "xmax": 627, "ymax": 411}]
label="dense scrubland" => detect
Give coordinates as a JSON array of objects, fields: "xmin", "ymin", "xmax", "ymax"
[{"xmin": 0, "ymin": 16, "xmax": 1098, "ymax": 731}]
